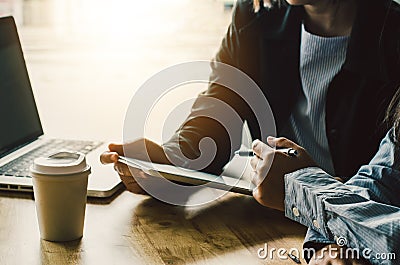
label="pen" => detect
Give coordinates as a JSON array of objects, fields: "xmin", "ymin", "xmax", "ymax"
[
  {"xmin": 287, "ymin": 253, "xmax": 301, "ymax": 264},
  {"xmin": 234, "ymin": 148, "xmax": 298, "ymax": 157}
]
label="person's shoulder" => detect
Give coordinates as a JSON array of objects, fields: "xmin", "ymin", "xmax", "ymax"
[{"xmin": 232, "ymin": 0, "xmax": 288, "ymax": 31}]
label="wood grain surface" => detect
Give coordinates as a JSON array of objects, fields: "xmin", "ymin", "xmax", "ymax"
[{"xmin": 0, "ymin": 190, "xmax": 307, "ymax": 265}]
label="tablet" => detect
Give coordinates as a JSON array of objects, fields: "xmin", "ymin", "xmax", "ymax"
[{"xmin": 118, "ymin": 156, "xmax": 255, "ymax": 195}]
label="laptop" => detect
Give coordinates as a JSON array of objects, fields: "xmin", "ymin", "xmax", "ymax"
[{"xmin": 0, "ymin": 16, "xmax": 123, "ymax": 197}]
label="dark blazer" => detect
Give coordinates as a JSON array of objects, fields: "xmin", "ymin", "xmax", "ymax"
[{"xmin": 164, "ymin": 0, "xmax": 400, "ymax": 178}]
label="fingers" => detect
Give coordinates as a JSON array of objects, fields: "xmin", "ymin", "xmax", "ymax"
[
  {"xmin": 250, "ymin": 155, "xmax": 258, "ymax": 170},
  {"xmin": 252, "ymin": 139, "xmax": 274, "ymax": 158},
  {"xmin": 251, "ymin": 172, "xmax": 264, "ymax": 187},
  {"xmin": 108, "ymin": 143, "xmax": 125, "ymax": 156},
  {"xmin": 126, "ymin": 182, "xmax": 147, "ymax": 194},
  {"xmin": 100, "ymin": 141, "xmax": 149, "ymax": 195},
  {"xmin": 267, "ymin": 136, "xmax": 298, "ymax": 149},
  {"xmin": 113, "ymin": 162, "xmax": 132, "ymax": 176},
  {"xmin": 100, "ymin": 151, "xmax": 119, "ymax": 164},
  {"xmin": 250, "ymin": 156, "xmax": 267, "ymax": 176},
  {"xmin": 100, "ymin": 143, "xmax": 125, "ymax": 164},
  {"xmin": 249, "ymin": 156, "xmax": 268, "ymax": 187},
  {"xmin": 250, "ymin": 143, "xmax": 275, "ymax": 185},
  {"xmin": 252, "ymin": 137, "xmax": 300, "ymax": 159},
  {"xmin": 120, "ymin": 174, "xmax": 147, "ymax": 194},
  {"xmin": 115, "ymin": 164, "xmax": 148, "ymax": 194}
]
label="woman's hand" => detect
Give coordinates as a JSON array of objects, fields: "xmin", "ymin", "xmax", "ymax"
[
  {"xmin": 250, "ymin": 136, "xmax": 316, "ymax": 210},
  {"xmin": 100, "ymin": 138, "xmax": 170, "ymax": 194},
  {"xmin": 309, "ymin": 244, "xmax": 371, "ymax": 265},
  {"xmin": 100, "ymin": 142, "xmax": 148, "ymax": 194}
]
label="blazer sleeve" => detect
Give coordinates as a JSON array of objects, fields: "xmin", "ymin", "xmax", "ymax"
[{"xmin": 162, "ymin": 1, "xmax": 259, "ymax": 174}]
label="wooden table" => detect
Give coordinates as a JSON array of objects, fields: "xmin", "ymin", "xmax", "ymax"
[{"xmin": 0, "ymin": 189, "xmax": 307, "ymax": 265}]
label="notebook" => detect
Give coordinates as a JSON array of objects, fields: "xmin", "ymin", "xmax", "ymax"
[{"xmin": 0, "ymin": 16, "xmax": 122, "ymax": 197}]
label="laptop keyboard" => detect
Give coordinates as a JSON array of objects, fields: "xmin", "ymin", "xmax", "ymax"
[{"xmin": 0, "ymin": 139, "xmax": 103, "ymax": 178}]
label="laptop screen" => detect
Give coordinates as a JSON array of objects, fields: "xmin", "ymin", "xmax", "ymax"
[{"xmin": 0, "ymin": 17, "xmax": 43, "ymax": 157}]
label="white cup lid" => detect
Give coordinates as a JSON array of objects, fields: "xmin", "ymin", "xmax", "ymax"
[{"xmin": 30, "ymin": 151, "xmax": 90, "ymax": 175}]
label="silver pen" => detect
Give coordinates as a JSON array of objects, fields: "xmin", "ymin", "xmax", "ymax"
[{"xmin": 234, "ymin": 148, "xmax": 298, "ymax": 157}]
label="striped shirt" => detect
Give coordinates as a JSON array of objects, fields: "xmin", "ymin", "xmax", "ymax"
[
  {"xmin": 281, "ymin": 24, "xmax": 350, "ymax": 175},
  {"xmin": 285, "ymin": 129, "xmax": 400, "ymax": 264}
]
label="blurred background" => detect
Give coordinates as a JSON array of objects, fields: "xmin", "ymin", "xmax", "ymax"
[{"xmin": 0, "ymin": 0, "xmax": 233, "ymax": 142}]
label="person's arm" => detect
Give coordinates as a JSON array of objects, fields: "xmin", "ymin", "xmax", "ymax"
[
  {"xmin": 298, "ymin": 130, "xmax": 400, "ymax": 264},
  {"xmin": 284, "ymin": 166, "xmax": 400, "ymax": 265},
  {"xmin": 251, "ymin": 130, "xmax": 400, "ymax": 264},
  {"xmin": 288, "ymin": 129, "xmax": 400, "ymax": 264},
  {"xmin": 102, "ymin": 2, "xmax": 257, "ymax": 189},
  {"xmin": 162, "ymin": 5, "xmax": 254, "ymax": 175},
  {"xmin": 302, "ymin": 228, "xmax": 335, "ymax": 259},
  {"xmin": 100, "ymin": 3, "xmax": 252, "ymax": 194}
]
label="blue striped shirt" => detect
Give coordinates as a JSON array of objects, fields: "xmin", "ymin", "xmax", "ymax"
[
  {"xmin": 285, "ymin": 129, "xmax": 400, "ymax": 264},
  {"xmin": 281, "ymin": 24, "xmax": 350, "ymax": 175}
]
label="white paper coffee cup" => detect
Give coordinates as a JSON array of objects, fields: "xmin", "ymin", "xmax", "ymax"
[{"xmin": 30, "ymin": 151, "xmax": 91, "ymax": 242}]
